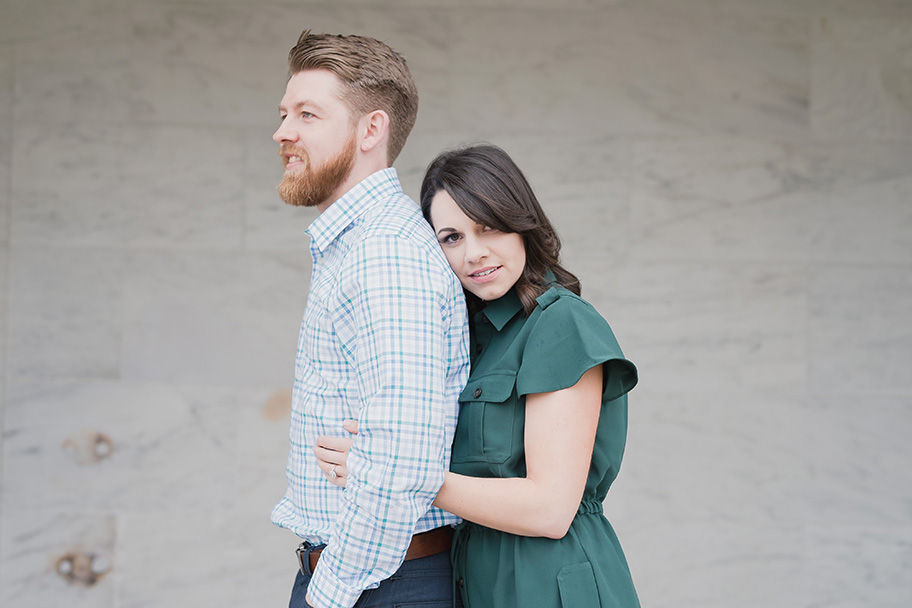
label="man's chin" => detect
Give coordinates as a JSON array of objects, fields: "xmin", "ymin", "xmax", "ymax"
[{"xmin": 278, "ymin": 177, "xmax": 321, "ymax": 208}]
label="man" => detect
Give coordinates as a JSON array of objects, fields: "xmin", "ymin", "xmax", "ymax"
[{"xmin": 269, "ymin": 31, "xmax": 470, "ymax": 608}]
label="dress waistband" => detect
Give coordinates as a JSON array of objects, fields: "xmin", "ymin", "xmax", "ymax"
[
  {"xmin": 577, "ymin": 499, "xmax": 603, "ymax": 515},
  {"xmin": 457, "ymin": 499, "xmax": 604, "ymax": 534}
]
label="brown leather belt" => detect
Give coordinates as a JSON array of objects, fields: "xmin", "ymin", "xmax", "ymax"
[{"xmin": 300, "ymin": 526, "xmax": 453, "ymax": 574}]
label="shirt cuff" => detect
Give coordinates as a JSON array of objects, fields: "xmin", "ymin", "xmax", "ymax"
[{"xmin": 307, "ymin": 561, "xmax": 363, "ymax": 608}]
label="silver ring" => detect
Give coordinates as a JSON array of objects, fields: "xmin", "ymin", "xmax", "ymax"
[{"xmin": 329, "ymin": 465, "xmax": 338, "ymax": 479}]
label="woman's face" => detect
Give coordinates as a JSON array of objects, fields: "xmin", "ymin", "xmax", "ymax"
[{"xmin": 429, "ymin": 190, "xmax": 526, "ymax": 302}]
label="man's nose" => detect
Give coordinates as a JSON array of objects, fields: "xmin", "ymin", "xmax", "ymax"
[{"xmin": 273, "ymin": 119, "xmax": 297, "ymax": 144}]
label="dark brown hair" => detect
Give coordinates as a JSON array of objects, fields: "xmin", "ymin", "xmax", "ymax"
[
  {"xmin": 287, "ymin": 30, "xmax": 418, "ymax": 163},
  {"xmin": 420, "ymin": 144, "xmax": 581, "ymax": 315}
]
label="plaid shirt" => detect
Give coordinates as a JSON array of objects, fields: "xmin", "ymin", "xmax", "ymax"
[{"xmin": 271, "ymin": 168, "xmax": 470, "ymax": 608}]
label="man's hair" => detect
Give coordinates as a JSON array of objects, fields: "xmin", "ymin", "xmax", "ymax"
[
  {"xmin": 420, "ymin": 144, "xmax": 581, "ymax": 316},
  {"xmin": 287, "ymin": 30, "xmax": 418, "ymax": 164}
]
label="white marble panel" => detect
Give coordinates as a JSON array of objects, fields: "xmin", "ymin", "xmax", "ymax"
[
  {"xmin": 130, "ymin": 2, "xmax": 452, "ymax": 129},
  {"xmin": 808, "ymin": 173, "xmax": 912, "ymax": 264},
  {"xmin": 8, "ymin": 0, "xmax": 131, "ymax": 124},
  {"xmin": 805, "ymin": 393, "xmax": 912, "ymax": 526},
  {"xmin": 621, "ymin": 389, "xmax": 811, "ymax": 528},
  {"xmin": 121, "ymin": 250, "xmax": 308, "ymax": 386},
  {"xmin": 609, "ymin": 261, "xmax": 808, "ymax": 392},
  {"xmin": 244, "ymin": 127, "xmax": 316, "ymax": 252},
  {"xmin": 0, "ymin": 247, "xmax": 6, "ymax": 470},
  {"xmin": 624, "ymin": 522, "xmax": 806, "ymax": 608},
  {"xmin": 630, "ymin": 138, "xmax": 813, "ymax": 263},
  {"xmin": 0, "ymin": 43, "xmax": 10, "ymax": 245},
  {"xmin": 447, "ymin": 7, "xmax": 810, "ymax": 138},
  {"xmin": 291, "ymin": 0, "xmax": 625, "ymax": 7},
  {"xmin": 809, "ymin": 266, "xmax": 912, "ymax": 393},
  {"xmin": 119, "ymin": 511, "xmax": 293, "ymax": 608},
  {"xmin": 3, "ymin": 382, "xmax": 240, "ymax": 511},
  {"xmin": 0, "ymin": 511, "xmax": 116, "ymax": 608},
  {"xmin": 640, "ymin": 0, "xmax": 912, "ymax": 19},
  {"xmin": 7, "ymin": 247, "xmax": 125, "ymax": 381},
  {"xmin": 11, "ymin": 124, "xmax": 245, "ymax": 249},
  {"xmin": 812, "ymin": 17, "xmax": 912, "ymax": 140},
  {"xmin": 0, "ymin": 1, "xmax": 9, "ymax": 43},
  {"xmin": 807, "ymin": 525, "xmax": 912, "ymax": 608},
  {"xmin": 629, "ymin": 139, "xmax": 912, "ymax": 264}
]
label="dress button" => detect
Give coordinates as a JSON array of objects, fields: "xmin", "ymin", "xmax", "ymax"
[
  {"xmin": 457, "ymin": 577, "xmax": 465, "ymax": 588},
  {"xmin": 473, "ymin": 387, "xmax": 482, "ymax": 398},
  {"xmin": 475, "ymin": 343, "xmax": 483, "ymax": 355}
]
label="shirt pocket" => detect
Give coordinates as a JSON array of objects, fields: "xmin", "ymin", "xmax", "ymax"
[{"xmin": 452, "ymin": 372, "xmax": 517, "ymax": 465}]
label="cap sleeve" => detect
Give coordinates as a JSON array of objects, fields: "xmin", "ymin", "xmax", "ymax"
[{"xmin": 515, "ymin": 290, "xmax": 638, "ymax": 402}]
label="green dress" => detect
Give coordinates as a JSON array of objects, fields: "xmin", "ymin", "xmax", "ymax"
[{"xmin": 450, "ymin": 284, "xmax": 640, "ymax": 608}]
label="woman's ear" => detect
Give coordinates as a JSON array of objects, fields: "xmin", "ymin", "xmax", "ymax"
[{"xmin": 359, "ymin": 110, "xmax": 390, "ymax": 155}]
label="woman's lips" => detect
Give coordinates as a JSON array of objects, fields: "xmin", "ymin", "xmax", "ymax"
[{"xmin": 468, "ymin": 266, "xmax": 502, "ymax": 284}]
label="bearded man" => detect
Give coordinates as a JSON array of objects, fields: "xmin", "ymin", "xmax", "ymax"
[{"xmin": 269, "ymin": 31, "xmax": 469, "ymax": 608}]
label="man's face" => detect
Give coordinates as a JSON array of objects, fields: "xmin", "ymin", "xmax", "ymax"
[{"xmin": 274, "ymin": 70, "xmax": 359, "ymax": 212}]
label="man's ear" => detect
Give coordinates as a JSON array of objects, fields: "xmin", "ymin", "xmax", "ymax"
[{"xmin": 359, "ymin": 110, "xmax": 390, "ymax": 154}]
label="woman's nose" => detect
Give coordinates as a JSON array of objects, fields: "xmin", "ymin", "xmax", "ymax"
[{"xmin": 464, "ymin": 238, "xmax": 488, "ymax": 264}]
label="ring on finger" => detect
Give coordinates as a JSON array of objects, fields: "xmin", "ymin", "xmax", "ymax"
[{"xmin": 329, "ymin": 465, "xmax": 338, "ymax": 479}]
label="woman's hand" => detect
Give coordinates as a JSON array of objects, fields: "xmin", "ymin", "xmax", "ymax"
[{"xmin": 314, "ymin": 420, "xmax": 359, "ymax": 487}]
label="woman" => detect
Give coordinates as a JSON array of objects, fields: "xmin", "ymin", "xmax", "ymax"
[{"xmin": 316, "ymin": 144, "xmax": 640, "ymax": 608}]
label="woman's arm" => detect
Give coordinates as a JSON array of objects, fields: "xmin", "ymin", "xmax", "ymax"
[
  {"xmin": 435, "ymin": 365, "xmax": 601, "ymax": 539},
  {"xmin": 314, "ymin": 364, "xmax": 602, "ymax": 539}
]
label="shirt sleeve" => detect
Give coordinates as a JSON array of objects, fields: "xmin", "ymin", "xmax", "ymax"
[
  {"xmin": 305, "ymin": 234, "xmax": 461, "ymax": 608},
  {"xmin": 515, "ymin": 291, "xmax": 638, "ymax": 402}
]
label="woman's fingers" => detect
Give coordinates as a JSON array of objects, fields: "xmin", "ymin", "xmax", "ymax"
[
  {"xmin": 317, "ymin": 434, "xmax": 354, "ymax": 453},
  {"xmin": 313, "ymin": 422, "xmax": 358, "ymax": 487},
  {"xmin": 313, "ymin": 443, "xmax": 346, "ymax": 466},
  {"xmin": 314, "ymin": 450, "xmax": 348, "ymax": 486}
]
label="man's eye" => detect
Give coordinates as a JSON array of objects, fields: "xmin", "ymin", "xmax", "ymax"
[{"xmin": 302, "ymin": 111, "xmax": 314, "ymax": 118}]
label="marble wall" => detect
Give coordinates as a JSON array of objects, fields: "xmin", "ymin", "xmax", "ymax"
[{"xmin": 1, "ymin": 0, "xmax": 910, "ymax": 606}]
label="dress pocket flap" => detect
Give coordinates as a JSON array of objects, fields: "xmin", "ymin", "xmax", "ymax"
[
  {"xmin": 459, "ymin": 372, "xmax": 516, "ymax": 403},
  {"xmin": 557, "ymin": 562, "xmax": 600, "ymax": 607}
]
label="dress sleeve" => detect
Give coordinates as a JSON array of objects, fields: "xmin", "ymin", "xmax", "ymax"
[{"xmin": 515, "ymin": 291, "xmax": 637, "ymax": 402}]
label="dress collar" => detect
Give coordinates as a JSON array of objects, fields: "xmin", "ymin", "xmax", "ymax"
[
  {"xmin": 479, "ymin": 270, "xmax": 560, "ymax": 331},
  {"xmin": 481, "ymin": 289, "xmax": 523, "ymax": 331},
  {"xmin": 305, "ymin": 167, "xmax": 401, "ymax": 253}
]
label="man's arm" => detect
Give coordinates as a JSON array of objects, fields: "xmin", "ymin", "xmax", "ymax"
[{"xmin": 305, "ymin": 235, "xmax": 460, "ymax": 608}]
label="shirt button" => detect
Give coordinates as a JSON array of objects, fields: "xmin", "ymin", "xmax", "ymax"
[{"xmin": 473, "ymin": 387, "xmax": 482, "ymax": 398}]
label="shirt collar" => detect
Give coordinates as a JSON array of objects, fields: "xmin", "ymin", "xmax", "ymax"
[{"xmin": 305, "ymin": 167, "xmax": 402, "ymax": 253}]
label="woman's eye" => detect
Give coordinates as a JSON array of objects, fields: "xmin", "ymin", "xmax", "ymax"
[
  {"xmin": 441, "ymin": 234, "xmax": 461, "ymax": 244},
  {"xmin": 482, "ymin": 226, "xmax": 498, "ymax": 233}
]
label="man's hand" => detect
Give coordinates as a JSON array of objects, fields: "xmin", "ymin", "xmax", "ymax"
[{"xmin": 314, "ymin": 420, "xmax": 359, "ymax": 487}]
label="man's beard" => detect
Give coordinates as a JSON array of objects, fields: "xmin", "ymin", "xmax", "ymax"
[{"xmin": 277, "ymin": 134, "xmax": 357, "ymax": 208}]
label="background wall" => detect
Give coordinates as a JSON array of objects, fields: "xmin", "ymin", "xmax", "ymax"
[{"xmin": 1, "ymin": 0, "xmax": 911, "ymax": 606}]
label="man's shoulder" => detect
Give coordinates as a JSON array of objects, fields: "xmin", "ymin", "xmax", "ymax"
[
  {"xmin": 353, "ymin": 193, "xmax": 443, "ymax": 258},
  {"xmin": 362, "ymin": 192, "xmax": 431, "ymax": 236}
]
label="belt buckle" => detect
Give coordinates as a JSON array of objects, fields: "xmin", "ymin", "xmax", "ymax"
[{"xmin": 295, "ymin": 541, "xmax": 325, "ymax": 577}]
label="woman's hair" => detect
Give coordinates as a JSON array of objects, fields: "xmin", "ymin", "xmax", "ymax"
[
  {"xmin": 286, "ymin": 30, "xmax": 418, "ymax": 164},
  {"xmin": 420, "ymin": 144, "xmax": 580, "ymax": 315}
]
